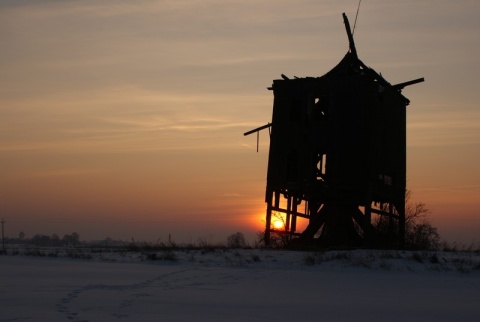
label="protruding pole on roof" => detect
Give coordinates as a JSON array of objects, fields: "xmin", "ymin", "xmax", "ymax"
[
  {"xmin": 342, "ymin": 13, "xmax": 357, "ymax": 56},
  {"xmin": 393, "ymin": 77, "xmax": 425, "ymax": 91}
]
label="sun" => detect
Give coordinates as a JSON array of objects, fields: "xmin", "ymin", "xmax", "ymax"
[{"xmin": 272, "ymin": 220, "xmax": 284, "ymax": 230}]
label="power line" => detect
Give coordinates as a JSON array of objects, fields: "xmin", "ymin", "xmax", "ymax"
[{"xmin": 353, "ymin": 0, "xmax": 362, "ymax": 35}]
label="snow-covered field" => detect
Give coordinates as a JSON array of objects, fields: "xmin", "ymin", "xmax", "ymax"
[{"xmin": 1, "ymin": 248, "xmax": 479, "ymax": 322}]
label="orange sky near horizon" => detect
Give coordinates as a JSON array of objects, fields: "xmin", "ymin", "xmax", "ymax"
[{"xmin": 1, "ymin": 0, "xmax": 479, "ymax": 244}]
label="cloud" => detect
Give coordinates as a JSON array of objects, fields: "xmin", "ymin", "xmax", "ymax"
[
  {"xmin": 0, "ymin": 83, "xmax": 269, "ymax": 153},
  {"xmin": 408, "ymin": 109, "xmax": 480, "ymax": 147},
  {"xmin": 31, "ymin": 168, "xmax": 107, "ymax": 178},
  {"xmin": 222, "ymin": 193, "xmax": 244, "ymax": 197},
  {"xmin": 416, "ymin": 185, "xmax": 480, "ymax": 193}
]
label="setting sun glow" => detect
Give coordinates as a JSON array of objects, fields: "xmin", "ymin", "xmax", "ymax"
[{"xmin": 273, "ymin": 220, "xmax": 285, "ymax": 230}]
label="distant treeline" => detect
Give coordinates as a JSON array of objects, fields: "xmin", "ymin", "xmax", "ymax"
[
  {"xmin": 5, "ymin": 232, "xmax": 122, "ymax": 247},
  {"xmin": 3, "ymin": 232, "xmax": 252, "ymax": 252}
]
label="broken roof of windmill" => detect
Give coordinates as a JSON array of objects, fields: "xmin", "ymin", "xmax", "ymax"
[{"xmin": 273, "ymin": 13, "xmax": 423, "ymax": 105}]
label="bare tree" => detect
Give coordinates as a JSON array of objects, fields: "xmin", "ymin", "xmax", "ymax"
[
  {"xmin": 227, "ymin": 232, "xmax": 247, "ymax": 248},
  {"xmin": 62, "ymin": 232, "xmax": 80, "ymax": 247},
  {"xmin": 373, "ymin": 189, "xmax": 440, "ymax": 249}
]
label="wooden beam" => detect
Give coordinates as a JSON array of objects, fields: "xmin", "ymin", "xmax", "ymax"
[
  {"xmin": 393, "ymin": 77, "xmax": 425, "ymax": 90},
  {"xmin": 243, "ymin": 123, "xmax": 271, "ymax": 136},
  {"xmin": 342, "ymin": 13, "xmax": 357, "ymax": 56},
  {"xmin": 371, "ymin": 207, "xmax": 400, "ymax": 219}
]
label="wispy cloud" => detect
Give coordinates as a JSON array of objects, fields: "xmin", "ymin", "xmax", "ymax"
[
  {"xmin": 0, "ymin": 84, "xmax": 267, "ymax": 153},
  {"xmin": 408, "ymin": 109, "xmax": 480, "ymax": 147},
  {"xmin": 31, "ymin": 168, "xmax": 107, "ymax": 178}
]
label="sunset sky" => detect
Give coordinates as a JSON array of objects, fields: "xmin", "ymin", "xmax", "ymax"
[{"xmin": 1, "ymin": 0, "xmax": 479, "ymax": 244}]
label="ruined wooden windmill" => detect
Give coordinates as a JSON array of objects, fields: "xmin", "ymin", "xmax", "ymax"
[{"xmin": 245, "ymin": 13, "xmax": 424, "ymax": 248}]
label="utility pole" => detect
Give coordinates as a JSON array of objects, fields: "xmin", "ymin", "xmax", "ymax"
[{"xmin": 1, "ymin": 218, "xmax": 5, "ymax": 253}]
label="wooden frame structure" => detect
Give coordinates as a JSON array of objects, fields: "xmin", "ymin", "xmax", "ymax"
[{"xmin": 245, "ymin": 14, "xmax": 424, "ymax": 248}]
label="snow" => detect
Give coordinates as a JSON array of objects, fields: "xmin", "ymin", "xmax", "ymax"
[{"xmin": 1, "ymin": 249, "xmax": 479, "ymax": 321}]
